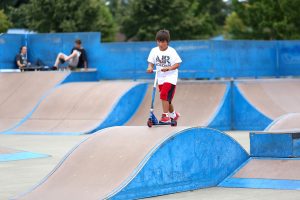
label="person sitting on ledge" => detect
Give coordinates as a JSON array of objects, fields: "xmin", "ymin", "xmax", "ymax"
[
  {"xmin": 52, "ymin": 39, "xmax": 88, "ymax": 70},
  {"xmin": 16, "ymin": 46, "xmax": 31, "ymax": 72}
]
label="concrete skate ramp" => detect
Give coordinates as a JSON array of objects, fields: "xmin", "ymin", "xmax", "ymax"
[
  {"xmin": 220, "ymin": 158, "xmax": 300, "ymax": 190},
  {"xmin": 0, "ymin": 72, "xmax": 68, "ymax": 132},
  {"xmin": 237, "ymin": 79, "xmax": 300, "ymax": 119},
  {"xmin": 234, "ymin": 79, "xmax": 300, "ymax": 130},
  {"xmin": 126, "ymin": 82, "xmax": 229, "ymax": 128},
  {"xmin": 12, "ymin": 82, "xmax": 139, "ymax": 135},
  {"xmin": 266, "ymin": 113, "xmax": 300, "ymax": 132},
  {"xmin": 0, "ymin": 146, "xmax": 48, "ymax": 162},
  {"xmin": 16, "ymin": 126, "xmax": 248, "ymax": 200}
]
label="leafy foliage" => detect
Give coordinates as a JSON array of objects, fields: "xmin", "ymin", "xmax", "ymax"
[
  {"xmin": 0, "ymin": 10, "xmax": 11, "ymax": 33},
  {"xmin": 225, "ymin": 0, "xmax": 300, "ymax": 40},
  {"xmin": 121, "ymin": 0, "xmax": 227, "ymax": 41},
  {"xmin": 9, "ymin": 0, "xmax": 116, "ymax": 41}
]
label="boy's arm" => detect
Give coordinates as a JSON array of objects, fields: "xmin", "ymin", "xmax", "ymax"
[
  {"xmin": 147, "ymin": 62, "xmax": 154, "ymax": 73},
  {"xmin": 161, "ymin": 63, "xmax": 180, "ymax": 72}
]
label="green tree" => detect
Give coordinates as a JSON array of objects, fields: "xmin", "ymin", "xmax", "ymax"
[
  {"xmin": 0, "ymin": 10, "xmax": 11, "ymax": 33},
  {"xmin": 122, "ymin": 0, "xmax": 227, "ymax": 41},
  {"xmin": 12, "ymin": 0, "xmax": 116, "ymax": 41},
  {"xmin": 224, "ymin": 11, "xmax": 246, "ymax": 39},
  {"xmin": 226, "ymin": 0, "xmax": 300, "ymax": 40}
]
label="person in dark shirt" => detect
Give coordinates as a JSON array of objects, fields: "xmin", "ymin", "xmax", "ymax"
[
  {"xmin": 16, "ymin": 46, "xmax": 31, "ymax": 71},
  {"xmin": 52, "ymin": 39, "xmax": 88, "ymax": 70}
]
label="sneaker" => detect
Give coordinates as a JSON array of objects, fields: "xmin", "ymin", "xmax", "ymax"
[
  {"xmin": 159, "ymin": 114, "xmax": 170, "ymax": 123},
  {"xmin": 51, "ymin": 66, "xmax": 58, "ymax": 71},
  {"xmin": 172, "ymin": 112, "xmax": 180, "ymax": 121}
]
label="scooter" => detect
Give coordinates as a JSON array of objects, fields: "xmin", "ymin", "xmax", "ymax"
[{"xmin": 147, "ymin": 69, "xmax": 177, "ymax": 128}]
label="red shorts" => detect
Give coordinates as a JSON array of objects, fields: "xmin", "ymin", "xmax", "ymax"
[{"xmin": 158, "ymin": 82, "xmax": 176, "ymax": 103}]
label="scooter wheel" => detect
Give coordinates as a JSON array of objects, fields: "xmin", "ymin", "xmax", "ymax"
[
  {"xmin": 147, "ymin": 119, "xmax": 153, "ymax": 128},
  {"xmin": 171, "ymin": 120, "xmax": 177, "ymax": 127}
]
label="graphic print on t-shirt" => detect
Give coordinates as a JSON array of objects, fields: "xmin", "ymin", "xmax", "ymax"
[
  {"xmin": 147, "ymin": 46, "xmax": 182, "ymax": 85},
  {"xmin": 156, "ymin": 55, "xmax": 171, "ymax": 67}
]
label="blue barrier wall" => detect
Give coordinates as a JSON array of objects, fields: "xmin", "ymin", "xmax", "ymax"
[
  {"xmin": 1, "ymin": 32, "xmax": 300, "ymax": 79},
  {"xmin": 98, "ymin": 40, "xmax": 277, "ymax": 79},
  {"xmin": 0, "ymin": 34, "xmax": 24, "ymax": 69},
  {"xmin": 278, "ymin": 41, "xmax": 300, "ymax": 76},
  {"xmin": 27, "ymin": 32, "xmax": 101, "ymax": 67}
]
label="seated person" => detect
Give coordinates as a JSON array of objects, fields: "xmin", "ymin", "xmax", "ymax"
[
  {"xmin": 52, "ymin": 39, "xmax": 88, "ymax": 70},
  {"xmin": 16, "ymin": 46, "xmax": 31, "ymax": 71}
]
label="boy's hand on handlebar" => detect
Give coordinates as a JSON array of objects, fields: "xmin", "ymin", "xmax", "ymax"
[
  {"xmin": 161, "ymin": 67, "xmax": 171, "ymax": 72},
  {"xmin": 147, "ymin": 67, "xmax": 154, "ymax": 73}
]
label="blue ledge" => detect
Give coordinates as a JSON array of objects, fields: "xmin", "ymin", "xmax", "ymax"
[{"xmin": 250, "ymin": 132, "xmax": 300, "ymax": 158}]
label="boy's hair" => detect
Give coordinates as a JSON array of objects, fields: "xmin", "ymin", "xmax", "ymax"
[
  {"xmin": 155, "ymin": 29, "xmax": 170, "ymax": 43},
  {"xmin": 75, "ymin": 39, "xmax": 82, "ymax": 45},
  {"xmin": 20, "ymin": 46, "xmax": 26, "ymax": 53}
]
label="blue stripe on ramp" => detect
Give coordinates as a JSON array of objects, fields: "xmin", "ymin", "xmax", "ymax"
[
  {"xmin": 219, "ymin": 177, "xmax": 300, "ymax": 190},
  {"xmin": 0, "ymin": 152, "xmax": 49, "ymax": 162}
]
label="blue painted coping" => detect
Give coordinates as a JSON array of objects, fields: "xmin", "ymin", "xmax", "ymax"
[
  {"xmin": 0, "ymin": 152, "xmax": 49, "ymax": 162},
  {"xmin": 208, "ymin": 82, "xmax": 231, "ymax": 130},
  {"xmin": 6, "ymin": 83, "xmax": 148, "ymax": 135},
  {"xmin": 250, "ymin": 132, "xmax": 300, "ymax": 158},
  {"xmin": 219, "ymin": 157, "xmax": 300, "ymax": 190},
  {"xmin": 61, "ymin": 70, "xmax": 98, "ymax": 83},
  {"xmin": 108, "ymin": 127, "xmax": 249, "ymax": 200},
  {"xmin": 232, "ymin": 82, "xmax": 272, "ymax": 130}
]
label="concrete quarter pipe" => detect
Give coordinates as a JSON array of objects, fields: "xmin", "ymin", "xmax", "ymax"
[
  {"xmin": 233, "ymin": 79, "xmax": 300, "ymax": 130},
  {"xmin": 0, "ymin": 72, "xmax": 68, "ymax": 133},
  {"xmin": 127, "ymin": 81, "xmax": 231, "ymax": 129},
  {"xmin": 11, "ymin": 82, "xmax": 141, "ymax": 135}
]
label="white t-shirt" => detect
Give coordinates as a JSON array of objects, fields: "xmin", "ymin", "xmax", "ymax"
[{"xmin": 147, "ymin": 46, "xmax": 182, "ymax": 85}]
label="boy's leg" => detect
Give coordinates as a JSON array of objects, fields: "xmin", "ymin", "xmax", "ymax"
[
  {"xmin": 169, "ymin": 103, "xmax": 174, "ymax": 113},
  {"xmin": 159, "ymin": 83, "xmax": 176, "ymax": 122},
  {"xmin": 162, "ymin": 100, "xmax": 170, "ymax": 113},
  {"xmin": 54, "ymin": 53, "xmax": 67, "ymax": 67}
]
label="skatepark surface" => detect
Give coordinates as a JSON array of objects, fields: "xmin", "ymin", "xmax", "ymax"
[
  {"xmin": 1, "ymin": 74, "xmax": 300, "ymax": 199},
  {"xmin": 1, "ymin": 132, "xmax": 300, "ymax": 200},
  {"xmin": 11, "ymin": 82, "xmax": 138, "ymax": 135},
  {"xmin": 236, "ymin": 79, "xmax": 300, "ymax": 120},
  {"xmin": 0, "ymin": 72, "xmax": 68, "ymax": 132},
  {"xmin": 127, "ymin": 82, "xmax": 227, "ymax": 126}
]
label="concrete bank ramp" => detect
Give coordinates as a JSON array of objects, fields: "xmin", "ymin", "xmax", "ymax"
[
  {"xmin": 0, "ymin": 72, "xmax": 69, "ymax": 132},
  {"xmin": 15, "ymin": 126, "xmax": 248, "ymax": 200},
  {"xmin": 234, "ymin": 79, "xmax": 300, "ymax": 130},
  {"xmin": 11, "ymin": 82, "xmax": 144, "ymax": 135},
  {"xmin": 126, "ymin": 81, "xmax": 231, "ymax": 129}
]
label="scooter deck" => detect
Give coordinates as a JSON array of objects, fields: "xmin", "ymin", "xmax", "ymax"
[{"xmin": 147, "ymin": 117, "xmax": 177, "ymax": 127}]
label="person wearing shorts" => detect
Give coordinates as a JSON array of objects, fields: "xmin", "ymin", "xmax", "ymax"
[
  {"xmin": 52, "ymin": 39, "xmax": 87, "ymax": 70},
  {"xmin": 147, "ymin": 29, "xmax": 182, "ymax": 123}
]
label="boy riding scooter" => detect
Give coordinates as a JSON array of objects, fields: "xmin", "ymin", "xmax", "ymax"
[{"xmin": 147, "ymin": 29, "xmax": 182, "ymax": 125}]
